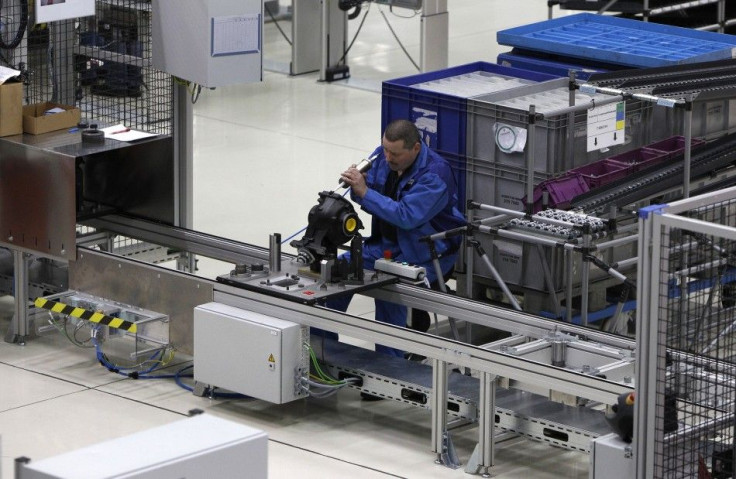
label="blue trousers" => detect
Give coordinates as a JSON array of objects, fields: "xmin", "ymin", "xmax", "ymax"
[
  {"xmin": 316, "ymin": 240, "xmax": 408, "ymax": 358},
  {"xmin": 323, "ymin": 293, "xmax": 407, "ymax": 358}
]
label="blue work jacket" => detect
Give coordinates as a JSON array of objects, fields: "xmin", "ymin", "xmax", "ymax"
[{"xmin": 352, "ymin": 143, "xmax": 466, "ymax": 281}]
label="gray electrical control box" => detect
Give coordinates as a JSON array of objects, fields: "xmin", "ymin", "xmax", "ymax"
[
  {"xmin": 152, "ymin": 0, "xmax": 263, "ymax": 87},
  {"xmin": 590, "ymin": 433, "xmax": 634, "ymax": 479},
  {"xmin": 193, "ymin": 302, "xmax": 309, "ymax": 404}
]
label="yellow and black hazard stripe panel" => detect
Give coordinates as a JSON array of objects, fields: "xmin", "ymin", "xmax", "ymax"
[{"xmin": 34, "ymin": 298, "xmax": 138, "ymax": 334}]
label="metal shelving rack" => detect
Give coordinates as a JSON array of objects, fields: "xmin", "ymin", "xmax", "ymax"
[{"xmin": 549, "ymin": 0, "xmax": 735, "ymax": 33}]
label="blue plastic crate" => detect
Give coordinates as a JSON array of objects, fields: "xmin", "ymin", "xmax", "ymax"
[
  {"xmin": 497, "ymin": 13, "xmax": 736, "ymax": 68},
  {"xmin": 497, "ymin": 51, "xmax": 612, "ymax": 81},
  {"xmin": 381, "ymin": 62, "xmax": 557, "ymax": 207}
]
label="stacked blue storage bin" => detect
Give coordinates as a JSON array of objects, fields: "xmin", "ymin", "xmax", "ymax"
[
  {"xmin": 497, "ymin": 13, "xmax": 736, "ymax": 69},
  {"xmin": 381, "ymin": 62, "xmax": 557, "ymax": 208},
  {"xmin": 497, "ymin": 49, "xmax": 621, "ymax": 81}
]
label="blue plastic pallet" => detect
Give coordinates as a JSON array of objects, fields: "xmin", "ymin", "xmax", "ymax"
[
  {"xmin": 382, "ymin": 62, "xmax": 557, "ymax": 207},
  {"xmin": 497, "ymin": 13, "xmax": 736, "ymax": 68}
]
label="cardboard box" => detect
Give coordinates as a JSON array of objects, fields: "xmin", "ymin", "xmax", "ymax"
[
  {"xmin": 0, "ymin": 81, "xmax": 22, "ymax": 137},
  {"xmin": 23, "ymin": 102, "xmax": 81, "ymax": 135}
]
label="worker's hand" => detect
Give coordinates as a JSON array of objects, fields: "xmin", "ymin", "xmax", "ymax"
[{"xmin": 340, "ymin": 166, "xmax": 368, "ymax": 198}]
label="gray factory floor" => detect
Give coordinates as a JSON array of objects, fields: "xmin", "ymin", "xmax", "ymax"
[{"xmin": 1, "ymin": 2, "xmax": 594, "ymax": 478}]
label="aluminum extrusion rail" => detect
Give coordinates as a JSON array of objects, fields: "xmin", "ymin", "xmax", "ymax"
[
  {"xmin": 571, "ymin": 133, "xmax": 736, "ymax": 212},
  {"xmin": 367, "ymin": 282, "xmax": 636, "ymax": 350},
  {"xmin": 84, "ymin": 214, "xmax": 635, "ymax": 351},
  {"xmin": 214, "ymin": 284, "xmax": 631, "ymax": 404},
  {"xmin": 83, "ymin": 214, "xmax": 276, "ymax": 265}
]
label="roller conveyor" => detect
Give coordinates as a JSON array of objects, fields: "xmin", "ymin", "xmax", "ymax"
[
  {"xmin": 571, "ymin": 133, "xmax": 736, "ymax": 212},
  {"xmin": 317, "ymin": 338, "xmax": 611, "ymax": 453},
  {"xmin": 587, "ymin": 58, "xmax": 736, "ymax": 90}
]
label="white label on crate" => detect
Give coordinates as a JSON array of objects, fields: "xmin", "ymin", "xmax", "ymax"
[
  {"xmin": 587, "ymin": 101, "xmax": 625, "ymax": 152},
  {"xmin": 494, "ymin": 123, "xmax": 527, "ymax": 153}
]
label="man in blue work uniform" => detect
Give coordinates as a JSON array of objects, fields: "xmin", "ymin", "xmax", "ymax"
[{"xmin": 332, "ymin": 119, "xmax": 466, "ymax": 357}]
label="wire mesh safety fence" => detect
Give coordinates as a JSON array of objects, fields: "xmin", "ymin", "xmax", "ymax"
[
  {"xmin": 1, "ymin": 0, "xmax": 173, "ymax": 135},
  {"xmin": 638, "ymin": 191, "xmax": 736, "ymax": 478}
]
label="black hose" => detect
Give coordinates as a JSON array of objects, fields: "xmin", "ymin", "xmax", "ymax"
[
  {"xmin": 347, "ymin": 5, "xmax": 362, "ymax": 20},
  {"xmin": 0, "ymin": 0, "xmax": 29, "ymax": 50}
]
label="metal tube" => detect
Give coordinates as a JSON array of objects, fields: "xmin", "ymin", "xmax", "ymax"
[
  {"xmin": 431, "ymin": 359, "xmax": 448, "ymax": 461},
  {"xmin": 551, "ymin": 340, "xmax": 567, "ymax": 367},
  {"xmin": 670, "ymin": 257, "xmax": 728, "ymax": 279},
  {"xmin": 537, "ymin": 95, "xmax": 623, "ymax": 119},
  {"xmin": 10, "ymin": 250, "xmax": 29, "ymax": 344},
  {"xmin": 319, "ymin": 0, "xmax": 328, "ymax": 82},
  {"xmin": 432, "ymin": 256, "xmax": 460, "ymax": 340},
  {"xmin": 597, "ymin": 0, "xmax": 622, "ymax": 14},
  {"xmin": 526, "ymin": 105, "xmax": 536, "ymax": 215},
  {"xmin": 477, "ymin": 250, "xmax": 522, "ymax": 311},
  {"xmin": 683, "ymin": 96, "xmax": 693, "ymax": 198},
  {"xmin": 474, "ymin": 203, "xmax": 579, "ymax": 229},
  {"xmin": 566, "ymin": 70, "xmax": 577, "ymax": 172},
  {"xmin": 622, "ymin": 256, "xmax": 645, "ymax": 274},
  {"xmin": 664, "ymin": 413, "xmax": 735, "ymax": 446},
  {"xmin": 477, "ymin": 214, "xmax": 510, "ymax": 226},
  {"xmin": 269, "ymin": 233, "xmax": 282, "ymax": 273},
  {"xmin": 566, "ymin": 249, "xmax": 574, "ymax": 323},
  {"xmin": 479, "ymin": 373, "xmax": 496, "ymax": 472},
  {"xmin": 537, "ymin": 244, "xmax": 562, "ymax": 318},
  {"xmin": 581, "ymin": 233, "xmax": 591, "ymax": 326},
  {"xmin": 465, "ymin": 233, "xmax": 475, "ymax": 344},
  {"xmin": 595, "ymin": 234, "xmax": 638, "ymax": 251}
]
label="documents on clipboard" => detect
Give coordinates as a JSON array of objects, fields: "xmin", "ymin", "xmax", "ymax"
[{"xmin": 100, "ymin": 124, "xmax": 158, "ymax": 142}]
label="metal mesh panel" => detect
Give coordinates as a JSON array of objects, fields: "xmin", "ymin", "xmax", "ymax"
[
  {"xmin": 1, "ymin": 0, "xmax": 172, "ymax": 135},
  {"xmin": 654, "ymin": 200, "xmax": 736, "ymax": 478}
]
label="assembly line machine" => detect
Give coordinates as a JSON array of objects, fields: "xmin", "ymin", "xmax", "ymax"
[{"xmin": 4, "ymin": 14, "xmax": 736, "ymax": 474}]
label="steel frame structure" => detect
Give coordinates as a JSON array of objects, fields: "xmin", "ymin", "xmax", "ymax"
[
  {"xmin": 636, "ymin": 185, "xmax": 736, "ymax": 478},
  {"xmin": 62, "ymin": 213, "xmax": 636, "ymax": 475}
]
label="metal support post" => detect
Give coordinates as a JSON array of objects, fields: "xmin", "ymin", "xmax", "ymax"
[
  {"xmin": 174, "ymin": 82, "xmax": 196, "ymax": 273},
  {"xmin": 291, "ymin": 0, "xmax": 321, "ymax": 75},
  {"xmin": 566, "ymin": 71, "xmax": 577, "ymax": 172},
  {"xmin": 580, "ymin": 226, "xmax": 591, "ymax": 326},
  {"xmin": 465, "ymin": 230, "xmax": 475, "ymax": 343},
  {"xmin": 526, "ymin": 105, "xmax": 536, "ymax": 215},
  {"xmin": 466, "ymin": 372, "xmax": 496, "ymax": 477},
  {"xmin": 420, "ymin": 0, "xmax": 448, "ymax": 72},
  {"xmin": 319, "ymin": 0, "xmax": 348, "ymax": 82},
  {"xmin": 682, "ymin": 96, "xmax": 693, "ymax": 199},
  {"xmin": 565, "ymin": 249, "xmax": 574, "ymax": 322},
  {"xmin": 432, "ymin": 358, "xmax": 460, "ymax": 469},
  {"xmin": 7, "ymin": 250, "xmax": 29, "ymax": 345},
  {"xmin": 718, "ymin": 0, "xmax": 726, "ymax": 33},
  {"xmin": 536, "ymin": 244, "xmax": 562, "ymax": 317}
]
